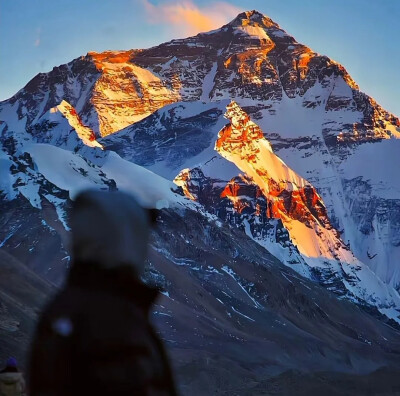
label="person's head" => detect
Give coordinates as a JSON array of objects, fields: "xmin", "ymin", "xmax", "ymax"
[
  {"xmin": 70, "ymin": 190, "xmax": 156, "ymax": 279},
  {"xmin": 5, "ymin": 357, "xmax": 17, "ymax": 369}
]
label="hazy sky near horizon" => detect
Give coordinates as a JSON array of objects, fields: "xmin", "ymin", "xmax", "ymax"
[{"xmin": 1, "ymin": 0, "xmax": 399, "ymax": 115}]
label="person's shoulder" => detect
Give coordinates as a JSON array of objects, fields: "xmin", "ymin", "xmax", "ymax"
[
  {"xmin": 43, "ymin": 286, "xmax": 86, "ymax": 312},
  {"xmin": 35, "ymin": 286, "xmax": 86, "ymax": 332}
]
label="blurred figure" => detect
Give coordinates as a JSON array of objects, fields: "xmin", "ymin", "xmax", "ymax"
[
  {"xmin": 29, "ymin": 190, "xmax": 177, "ymax": 396},
  {"xmin": 0, "ymin": 357, "xmax": 26, "ymax": 396}
]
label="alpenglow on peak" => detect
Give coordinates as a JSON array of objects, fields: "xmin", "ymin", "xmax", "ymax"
[{"xmin": 227, "ymin": 10, "xmax": 280, "ymax": 29}]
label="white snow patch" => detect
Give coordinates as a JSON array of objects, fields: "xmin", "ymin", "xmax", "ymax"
[
  {"xmin": 221, "ymin": 265, "xmax": 260, "ymax": 308},
  {"xmin": 231, "ymin": 306, "xmax": 255, "ymax": 322},
  {"xmin": 339, "ymin": 139, "xmax": 400, "ymax": 199},
  {"xmin": 235, "ymin": 26, "xmax": 270, "ymax": 41},
  {"xmin": 200, "ymin": 63, "xmax": 218, "ymax": 102}
]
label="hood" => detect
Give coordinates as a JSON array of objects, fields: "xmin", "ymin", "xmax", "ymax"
[{"xmin": 70, "ymin": 190, "xmax": 152, "ymax": 277}]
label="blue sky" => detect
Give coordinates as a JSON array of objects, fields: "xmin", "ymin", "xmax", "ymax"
[{"xmin": 1, "ymin": 0, "xmax": 399, "ymax": 115}]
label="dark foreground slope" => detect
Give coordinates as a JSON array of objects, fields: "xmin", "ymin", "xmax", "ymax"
[
  {"xmin": 0, "ymin": 250, "xmax": 55, "ymax": 366},
  {"xmin": 148, "ymin": 208, "xmax": 400, "ymax": 395},
  {"xmin": 259, "ymin": 368, "xmax": 400, "ymax": 396},
  {"xmin": 1, "ymin": 201, "xmax": 400, "ymax": 394}
]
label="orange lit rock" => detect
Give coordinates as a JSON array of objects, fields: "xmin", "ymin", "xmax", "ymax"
[
  {"xmin": 173, "ymin": 169, "xmax": 197, "ymax": 201},
  {"xmin": 87, "ymin": 50, "xmax": 180, "ymax": 136},
  {"xmin": 297, "ymin": 52, "xmax": 314, "ymax": 79},
  {"xmin": 213, "ymin": 102, "xmax": 349, "ymax": 260},
  {"xmin": 88, "ymin": 50, "xmax": 135, "ymax": 71}
]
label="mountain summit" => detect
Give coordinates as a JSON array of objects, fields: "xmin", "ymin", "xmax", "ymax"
[{"xmin": 226, "ymin": 9, "xmax": 280, "ymax": 29}]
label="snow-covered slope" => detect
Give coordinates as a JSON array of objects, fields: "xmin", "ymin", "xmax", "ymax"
[
  {"xmin": 48, "ymin": 100, "xmax": 103, "ymax": 149},
  {"xmin": 171, "ymin": 101, "xmax": 400, "ymax": 321},
  {"xmin": 214, "ymin": 102, "xmax": 353, "ymax": 262}
]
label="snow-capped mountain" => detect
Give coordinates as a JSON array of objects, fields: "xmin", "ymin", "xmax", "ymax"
[
  {"xmin": 170, "ymin": 100, "xmax": 400, "ymax": 321},
  {"xmin": 100, "ymin": 10, "xmax": 400, "ymax": 295},
  {"xmin": 3, "ymin": 11, "xmax": 398, "ymax": 139},
  {"xmin": 1, "ymin": 9, "xmax": 400, "ymax": 390},
  {"xmin": 1, "ymin": 7, "xmax": 400, "ymax": 310}
]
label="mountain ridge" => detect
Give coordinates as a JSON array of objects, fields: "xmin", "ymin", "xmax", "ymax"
[{"xmin": 2, "ymin": 10, "xmax": 398, "ymax": 138}]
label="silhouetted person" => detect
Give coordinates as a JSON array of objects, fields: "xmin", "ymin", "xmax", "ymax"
[
  {"xmin": 29, "ymin": 190, "xmax": 177, "ymax": 396},
  {"xmin": 0, "ymin": 357, "xmax": 26, "ymax": 396}
]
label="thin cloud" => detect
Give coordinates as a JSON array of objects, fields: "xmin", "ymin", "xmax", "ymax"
[
  {"xmin": 141, "ymin": 0, "xmax": 242, "ymax": 36},
  {"xmin": 34, "ymin": 27, "xmax": 41, "ymax": 47}
]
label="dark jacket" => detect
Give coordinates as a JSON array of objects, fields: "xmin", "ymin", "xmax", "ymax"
[{"xmin": 29, "ymin": 263, "xmax": 177, "ymax": 396}]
